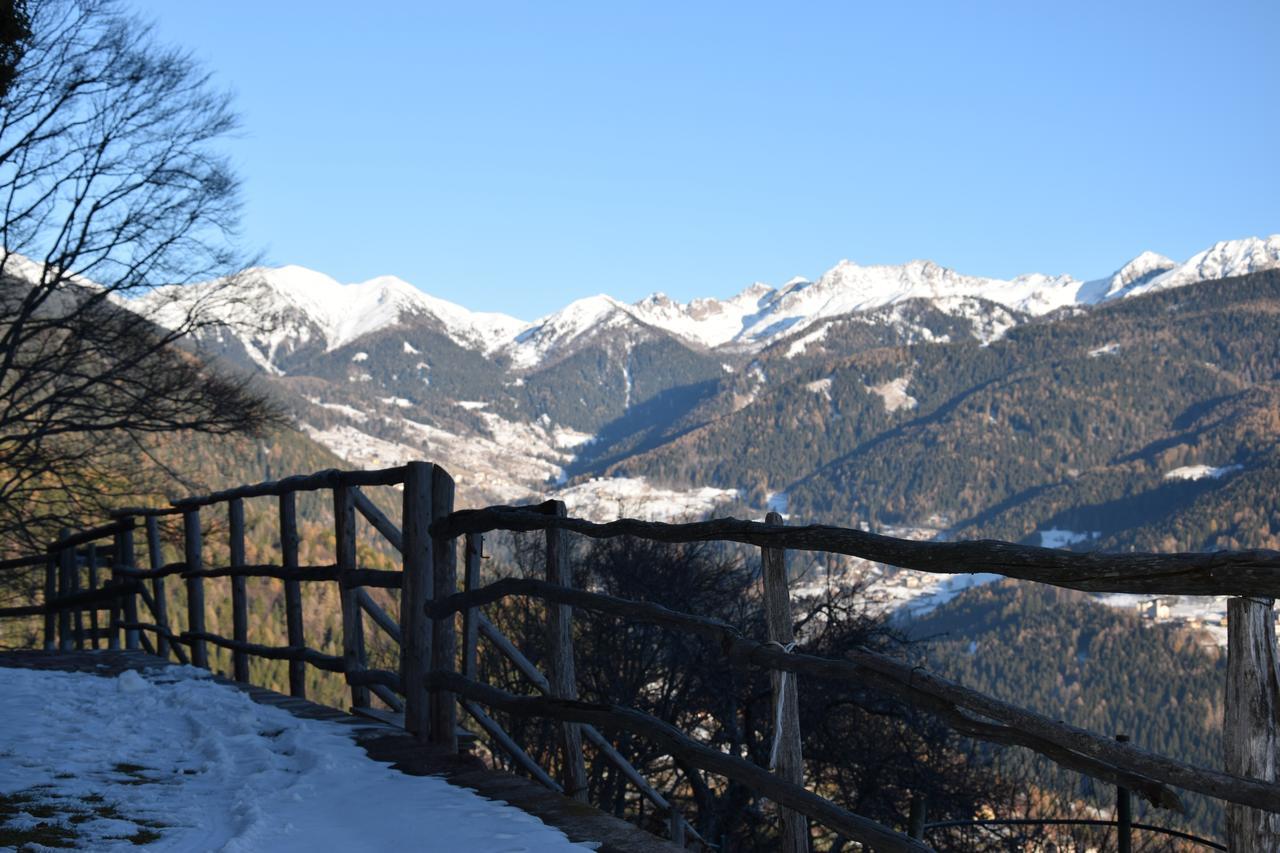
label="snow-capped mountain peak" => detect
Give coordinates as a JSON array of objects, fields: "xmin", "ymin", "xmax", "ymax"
[
  {"xmin": 131, "ymin": 265, "xmax": 528, "ymax": 369},
  {"xmin": 1123, "ymin": 235, "xmax": 1280, "ymax": 299},
  {"xmin": 127, "ymin": 233, "xmax": 1280, "ymax": 375},
  {"xmin": 507, "ymin": 295, "xmax": 629, "ymax": 369}
]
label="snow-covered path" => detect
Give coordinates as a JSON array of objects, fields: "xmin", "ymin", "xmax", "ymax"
[{"xmin": 0, "ymin": 665, "xmax": 597, "ymax": 852}]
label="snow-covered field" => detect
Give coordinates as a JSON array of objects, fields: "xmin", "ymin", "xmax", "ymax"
[
  {"xmin": 0, "ymin": 666, "xmax": 596, "ymax": 852},
  {"xmin": 556, "ymin": 477, "xmax": 738, "ymax": 522}
]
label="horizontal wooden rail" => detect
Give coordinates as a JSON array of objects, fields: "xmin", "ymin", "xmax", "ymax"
[
  {"xmin": 429, "ymin": 576, "xmax": 1280, "ymax": 814},
  {"xmin": 108, "ymin": 506, "xmax": 185, "ymax": 519},
  {"xmin": 0, "ymin": 602, "xmax": 45, "ymax": 618},
  {"xmin": 430, "ymin": 671, "xmax": 931, "ymax": 853},
  {"xmin": 123, "ymin": 614, "xmax": 189, "ymax": 665},
  {"xmin": 181, "ymin": 632, "xmax": 345, "ymax": 673},
  {"xmin": 0, "ymin": 552, "xmax": 52, "ymax": 572},
  {"xmin": 343, "ymin": 569, "xmax": 402, "ymax": 589},
  {"xmin": 113, "ymin": 562, "xmax": 187, "ymax": 580},
  {"xmin": 47, "ymin": 519, "xmax": 136, "ymax": 553},
  {"xmin": 45, "ymin": 581, "xmax": 142, "ymax": 613},
  {"xmin": 171, "ymin": 466, "xmax": 408, "ymax": 508},
  {"xmin": 181, "ymin": 564, "xmax": 339, "ymax": 582},
  {"xmin": 159, "ymin": 563, "xmax": 402, "ymax": 589},
  {"xmin": 434, "ymin": 507, "xmax": 1280, "ymax": 598},
  {"xmin": 121, "ymin": 621, "xmax": 187, "ymax": 646},
  {"xmin": 346, "ymin": 669, "xmax": 403, "ymax": 692}
]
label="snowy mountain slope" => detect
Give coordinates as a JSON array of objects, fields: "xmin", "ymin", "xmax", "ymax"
[
  {"xmin": 1122, "ymin": 235, "xmax": 1280, "ymax": 298},
  {"xmin": 126, "ymin": 233, "xmax": 1280, "ymax": 375},
  {"xmin": 132, "ymin": 266, "xmax": 527, "ymax": 372},
  {"xmin": 497, "ymin": 234, "xmax": 1280, "ymax": 366}
]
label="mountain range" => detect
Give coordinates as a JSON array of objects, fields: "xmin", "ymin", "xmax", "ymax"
[
  {"xmin": 136, "ymin": 234, "xmax": 1280, "ymax": 371},
  {"xmin": 124, "ymin": 235, "xmax": 1280, "ymax": 558}
]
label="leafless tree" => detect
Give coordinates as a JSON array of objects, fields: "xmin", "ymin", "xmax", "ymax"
[
  {"xmin": 0, "ymin": 0, "xmax": 279, "ymax": 573},
  {"xmin": 480, "ymin": 534, "xmax": 1009, "ymax": 851}
]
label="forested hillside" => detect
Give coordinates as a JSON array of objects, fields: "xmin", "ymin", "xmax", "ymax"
[
  {"xmin": 603, "ymin": 270, "xmax": 1280, "ymax": 551},
  {"xmin": 912, "ymin": 580, "xmax": 1227, "ymax": 839}
]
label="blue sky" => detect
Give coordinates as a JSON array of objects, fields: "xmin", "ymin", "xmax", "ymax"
[{"xmin": 127, "ymin": 1, "xmax": 1279, "ymax": 320}]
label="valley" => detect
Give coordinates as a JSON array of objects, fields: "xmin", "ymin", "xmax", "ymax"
[{"xmin": 120, "ymin": 233, "xmax": 1280, "ymax": 656}]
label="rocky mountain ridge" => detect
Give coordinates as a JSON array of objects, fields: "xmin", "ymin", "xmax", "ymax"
[
  {"xmin": 131, "ymin": 234, "xmax": 1280, "ymax": 374},
  {"xmin": 114, "ymin": 236, "xmax": 1280, "ymax": 546}
]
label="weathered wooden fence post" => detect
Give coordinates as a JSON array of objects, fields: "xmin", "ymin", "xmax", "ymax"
[
  {"xmin": 461, "ymin": 533, "xmax": 483, "ymax": 682},
  {"xmin": 762, "ymin": 509, "xmax": 809, "ymax": 853},
  {"xmin": 228, "ymin": 498, "xmax": 250, "ymax": 682},
  {"xmin": 279, "ymin": 491, "xmax": 306, "ymax": 698},
  {"xmin": 545, "ymin": 500, "xmax": 588, "ymax": 801},
  {"xmin": 103, "ymin": 542, "xmax": 119, "ymax": 650},
  {"xmin": 86, "ymin": 543, "xmax": 99, "ymax": 650},
  {"xmin": 145, "ymin": 516, "xmax": 170, "ymax": 660},
  {"xmin": 71, "ymin": 544, "xmax": 84, "ymax": 650},
  {"xmin": 1114, "ymin": 734, "xmax": 1132, "ymax": 853},
  {"xmin": 401, "ymin": 460, "xmax": 433, "ymax": 739},
  {"xmin": 907, "ymin": 794, "xmax": 927, "ymax": 840},
  {"xmin": 430, "ymin": 465, "xmax": 458, "ymax": 751},
  {"xmin": 183, "ymin": 509, "xmax": 208, "ymax": 669},
  {"xmin": 42, "ymin": 554, "xmax": 56, "ymax": 650},
  {"xmin": 1225, "ymin": 596, "xmax": 1280, "ymax": 851},
  {"xmin": 57, "ymin": 530, "xmax": 72, "ymax": 652},
  {"xmin": 334, "ymin": 483, "xmax": 370, "ymax": 709},
  {"xmin": 115, "ymin": 521, "xmax": 140, "ymax": 651}
]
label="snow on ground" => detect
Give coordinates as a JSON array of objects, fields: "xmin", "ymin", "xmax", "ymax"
[
  {"xmin": 1088, "ymin": 342, "xmax": 1121, "ymax": 357},
  {"xmin": 304, "ymin": 398, "xmax": 368, "ymax": 423},
  {"xmin": 865, "ymin": 376, "xmax": 917, "ymax": 413},
  {"xmin": 785, "ymin": 324, "xmax": 833, "ymax": 358},
  {"xmin": 1038, "ymin": 528, "xmax": 1101, "ymax": 548},
  {"xmin": 805, "ymin": 378, "xmax": 833, "ymax": 400},
  {"xmin": 1094, "ymin": 593, "xmax": 1230, "ymax": 646},
  {"xmin": 302, "ymin": 423, "xmax": 423, "ymax": 472},
  {"xmin": 0, "ymin": 666, "xmax": 595, "ymax": 852},
  {"xmin": 555, "ymin": 477, "xmax": 738, "ymax": 522},
  {"xmin": 765, "ymin": 491, "xmax": 790, "ymax": 516},
  {"xmin": 893, "ymin": 572, "xmax": 1006, "ymax": 618},
  {"xmin": 1163, "ymin": 464, "xmax": 1243, "ymax": 481}
]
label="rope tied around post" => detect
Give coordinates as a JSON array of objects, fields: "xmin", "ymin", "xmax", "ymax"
[{"xmin": 767, "ymin": 639, "xmax": 798, "ymax": 772}]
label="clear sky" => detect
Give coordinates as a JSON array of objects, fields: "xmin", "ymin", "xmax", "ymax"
[{"xmin": 126, "ymin": 0, "xmax": 1279, "ymax": 320}]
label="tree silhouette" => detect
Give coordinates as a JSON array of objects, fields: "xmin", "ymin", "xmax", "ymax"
[{"xmin": 0, "ymin": 0, "xmax": 279, "ymax": 568}]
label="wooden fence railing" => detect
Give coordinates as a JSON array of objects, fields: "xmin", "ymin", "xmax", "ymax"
[{"xmin": 1, "ymin": 461, "xmax": 1278, "ymax": 852}]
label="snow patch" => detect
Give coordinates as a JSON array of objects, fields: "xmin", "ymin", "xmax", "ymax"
[
  {"xmin": 1038, "ymin": 528, "xmax": 1101, "ymax": 549},
  {"xmin": 805, "ymin": 378, "xmax": 833, "ymax": 400},
  {"xmin": 305, "ymin": 398, "xmax": 369, "ymax": 423},
  {"xmin": 1164, "ymin": 464, "xmax": 1243, "ymax": 482},
  {"xmin": 865, "ymin": 376, "xmax": 916, "ymax": 413},
  {"xmin": 0, "ymin": 666, "xmax": 594, "ymax": 852},
  {"xmin": 351, "ymin": 352, "xmax": 368, "ymax": 363},
  {"xmin": 402, "ymin": 340, "xmax": 419, "ymax": 354},
  {"xmin": 1089, "ymin": 342, "xmax": 1121, "ymax": 357},
  {"xmin": 786, "ymin": 325, "xmax": 832, "ymax": 358},
  {"xmin": 555, "ymin": 477, "xmax": 738, "ymax": 522}
]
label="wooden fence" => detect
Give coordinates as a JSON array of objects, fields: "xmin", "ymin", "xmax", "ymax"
[{"xmin": 1, "ymin": 460, "xmax": 1278, "ymax": 852}]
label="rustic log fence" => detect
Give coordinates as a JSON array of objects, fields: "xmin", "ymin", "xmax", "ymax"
[{"xmin": 1, "ymin": 461, "xmax": 1278, "ymax": 851}]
